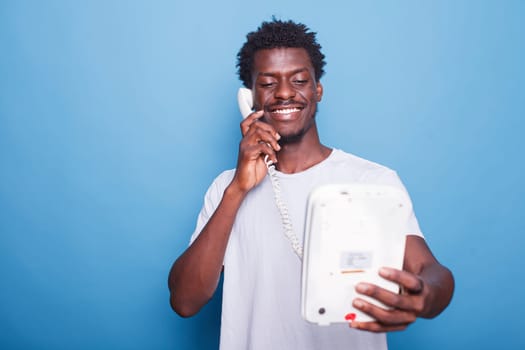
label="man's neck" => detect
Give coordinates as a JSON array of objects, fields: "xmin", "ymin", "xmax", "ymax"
[{"xmin": 274, "ymin": 128, "xmax": 332, "ymax": 174}]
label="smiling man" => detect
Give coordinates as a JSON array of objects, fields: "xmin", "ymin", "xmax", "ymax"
[{"xmin": 168, "ymin": 19, "xmax": 454, "ymax": 350}]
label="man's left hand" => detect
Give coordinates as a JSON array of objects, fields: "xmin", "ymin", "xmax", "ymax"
[{"xmin": 350, "ymin": 267, "xmax": 427, "ymax": 332}]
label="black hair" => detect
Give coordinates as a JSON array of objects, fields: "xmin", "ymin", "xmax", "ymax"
[{"xmin": 236, "ymin": 18, "xmax": 326, "ymax": 88}]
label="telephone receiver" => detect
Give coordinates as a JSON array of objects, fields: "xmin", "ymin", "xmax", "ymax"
[{"xmin": 237, "ymin": 88, "xmax": 253, "ymax": 119}]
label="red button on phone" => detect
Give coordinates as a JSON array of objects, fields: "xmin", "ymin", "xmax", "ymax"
[{"xmin": 345, "ymin": 313, "xmax": 356, "ymax": 322}]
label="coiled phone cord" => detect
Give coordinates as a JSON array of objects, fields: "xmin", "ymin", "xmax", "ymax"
[{"xmin": 264, "ymin": 156, "xmax": 303, "ymax": 260}]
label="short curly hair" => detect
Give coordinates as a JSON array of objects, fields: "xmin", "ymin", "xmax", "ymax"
[{"xmin": 236, "ymin": 19, "xmax": 326, "ymax": 88}]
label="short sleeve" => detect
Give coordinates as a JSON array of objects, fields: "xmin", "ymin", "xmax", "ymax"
[{"xmin": 189, "ymin": 170, "xmax": 235, "ymax": 245}]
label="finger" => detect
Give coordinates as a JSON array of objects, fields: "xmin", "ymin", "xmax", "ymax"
[
  {"xmin": 240, "ymin": 110, "xmax": 264, "ymax": 135},
  {"xmin": 379, "ymin": 267, "xmax": 424, "ymax": 294},
  {"xmin": 350, "ymin": 320, "xmax": 409, "ymax": 333},
  {"xmin": 239, "ymin": 137, "xmax": 278, "ymax": 164},
  {"xmin": 355, "ymin": 282, "xmax": 400, "ymax": 306},
  {"xmin": 352, "ymin": 298, "xmax": 417, "ymax": 326},
  {"xmin": 404, "ymin": 278, "xmax": 424, "ymax": 295},
  {"xmin": 245, "ymin": 120, "xmax": 281, "ymax": 146},
  {"xmin": 355, "ymin": 282, "xmax": 423, "ymax": 313},
  {"xmin": 243, "ymin": 125, "xmax": 281, "ymax": 153},
  {"xmin": 258, "ymin": 141, "xmax": 278, "ymax": 164},
  {"xmin": 241, "ymin": 113, "xmax": 281, "ymax": 142}
]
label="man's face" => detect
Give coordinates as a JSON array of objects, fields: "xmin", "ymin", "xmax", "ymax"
[{"xmin": 251, "ymin": 47, "xmax": 323, "ymax": 144}]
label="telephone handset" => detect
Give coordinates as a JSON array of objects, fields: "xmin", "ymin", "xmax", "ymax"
[{"xmin": 237, "ymin": 88, "xmax": 254, "ymax": 119}]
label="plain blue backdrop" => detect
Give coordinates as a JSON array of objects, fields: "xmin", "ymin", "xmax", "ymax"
[{"xmin": 1, "ymin": 1, "xmax": 524, "ymax": 349}]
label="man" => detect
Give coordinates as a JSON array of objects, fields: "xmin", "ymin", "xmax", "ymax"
[{"xmin": 168, "ymin": 19, "xmax": 454, "ymax": 349}]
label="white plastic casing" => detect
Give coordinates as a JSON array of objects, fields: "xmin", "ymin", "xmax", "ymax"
[
  {"xmin": 237, "ymin": 88, "xmax": 253, "ymax": 119},
  {"xmin": 301, "ymin": 184, "xmax": 412, "ymax": 325}
]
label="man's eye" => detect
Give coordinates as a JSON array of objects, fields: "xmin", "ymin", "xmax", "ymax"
[
  {"xmin": 293, "ymin": 80, "xmax": 308, "ymax": 85},
  {"xmin": 259, "ymin": 82, "xmax": 275, "ymax": 88}
]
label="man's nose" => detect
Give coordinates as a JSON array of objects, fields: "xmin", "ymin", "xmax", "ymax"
[{"xmin": 274, "ymin": 81, "xmax": 296, "ymax": 100}]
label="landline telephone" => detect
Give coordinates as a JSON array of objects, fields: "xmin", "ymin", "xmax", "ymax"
[
  {"xmin": 236, "ymin": 88, "xmax": 408, "ymax": 325},
  {"xmin": 301, "ymin": 184, "xmax": 410, "ymax": 324}
]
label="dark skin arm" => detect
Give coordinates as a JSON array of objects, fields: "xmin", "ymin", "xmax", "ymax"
[
  {"xmin": 168, "ymin": 111, "xmax": 281, "ymax": 317},
  {"xmin": 350, "ymin": 235, "xmax": 455, "ymax": 332}
]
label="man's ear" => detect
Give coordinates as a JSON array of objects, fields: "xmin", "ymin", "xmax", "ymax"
[{"xmin": 316, "ymin": 82, "xmax": 323, "ymax": 102}]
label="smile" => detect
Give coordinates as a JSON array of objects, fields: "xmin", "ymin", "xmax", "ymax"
[{"xmin": 272, "ymin": 107, "xmax": 302, "ymax": 114}]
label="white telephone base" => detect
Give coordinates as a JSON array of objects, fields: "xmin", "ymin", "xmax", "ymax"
[{"xmin": 301, "ymin": 184, "xmax": 411, "ymax": 325}]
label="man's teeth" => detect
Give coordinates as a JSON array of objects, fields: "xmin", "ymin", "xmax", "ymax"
[{"xmin": 273, "ymin": 108, "xmax": 300, "ymax": 114}]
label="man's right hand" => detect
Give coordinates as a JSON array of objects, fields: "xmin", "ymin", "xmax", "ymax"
[{"xmin": 231, "ymin": 110, "xmax": 281, "ymax": 193}]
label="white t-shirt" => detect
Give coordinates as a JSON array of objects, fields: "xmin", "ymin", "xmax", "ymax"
[{"xmin": 191, "ymin": 149, "xmax": 423, "ymax": 350}]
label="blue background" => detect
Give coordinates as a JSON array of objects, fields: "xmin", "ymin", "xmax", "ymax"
[{"xmin": 1, "ymin": 1, "xmax": 523, "ymax": 349}]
